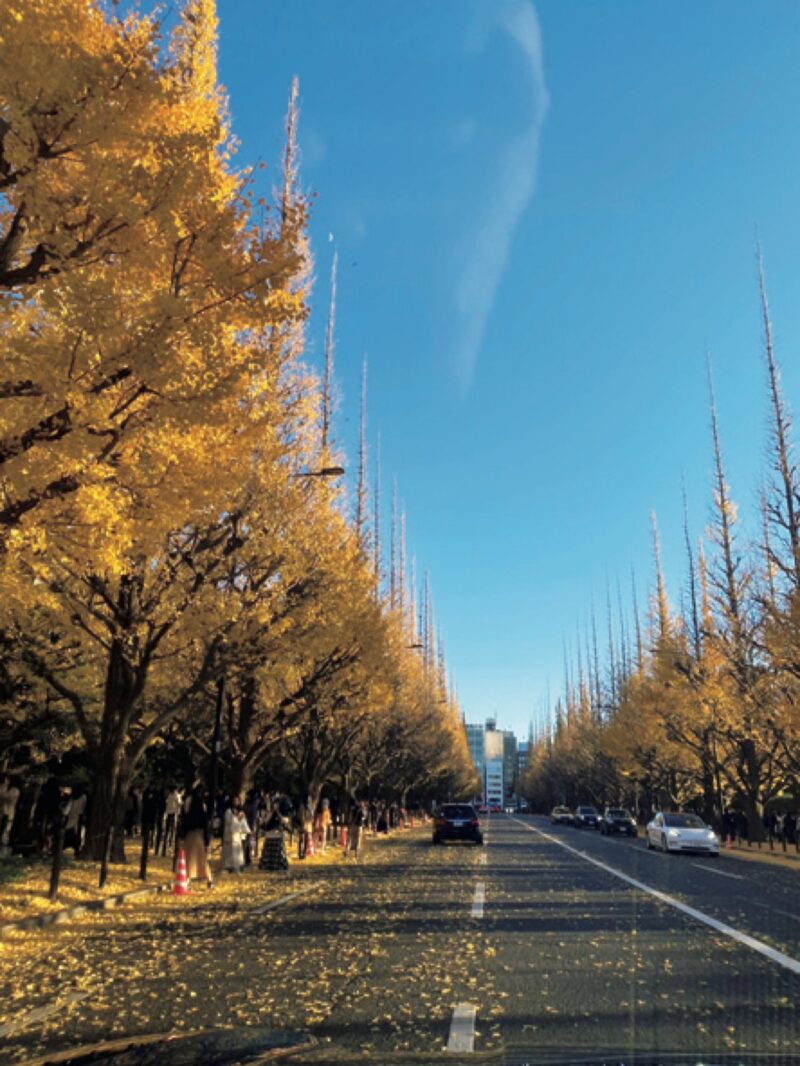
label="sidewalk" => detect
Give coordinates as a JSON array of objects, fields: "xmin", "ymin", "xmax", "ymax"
[
  {"xmin": 0, "ymin": 832, "xmax": 347, "ymax": 931},
  {"xmin": 0, "ymin": 820, "xmax": 422, "ymax": 931}
]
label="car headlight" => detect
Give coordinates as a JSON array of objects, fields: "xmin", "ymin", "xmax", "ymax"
[
  {"xmin": 667, "ymin": 828, "xmax": 680, "ymax": 838},
  {"xmin": 706, "ymin": 830, "xmax": 718, "ymax": 841}
]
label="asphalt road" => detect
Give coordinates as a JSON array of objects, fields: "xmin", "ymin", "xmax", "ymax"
[
  {"xmin": 3, "ymin": 816, "xmax": 800, "ymax": 1064},
  {"xmin": 487, "ymin": 814, "xmax": 800, "ymax": 1061}
]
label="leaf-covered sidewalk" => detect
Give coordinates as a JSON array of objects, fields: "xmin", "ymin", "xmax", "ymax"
[{"xmin": 0, "ymin": 836, "xmax": 342, "ymax": 927}]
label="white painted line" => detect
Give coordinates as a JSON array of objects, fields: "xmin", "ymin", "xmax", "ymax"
[
  {"xmin": 692, "ymin": 862, "xmax": 745, "ymax": 880},
  {"xmin": 512, "ymin": 817, "xmax": 800, "ymax": 977},
  {"xmin": 0, "ymin": 991, "xmax": 89, "ymax": 1037},
  {"xmin": 471, "ymin": 881, "xmax": 485, "ymax": 918},
  {"xmin": 479, "ymin": 851, "xmax": 488, "ymax": 866},
  {"xmin": 251, "ymin": 885, "xmax": 313, "ymax": 915},
  {"xmin": 751, "ymin": 901, "xmax": 800, "ymax": 923},
  {"xmin": 447, "ymin": 1003, "xmax": 476, "ymax": 1053}
]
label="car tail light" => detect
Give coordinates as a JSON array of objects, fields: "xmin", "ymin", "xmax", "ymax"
[
  {"xmin": 435, "ymin": 817, "xmax": 447, "ymax": 827},
  {"xmin": 470, "ymin": 818, "xmax": 480, "ymax": 827}
]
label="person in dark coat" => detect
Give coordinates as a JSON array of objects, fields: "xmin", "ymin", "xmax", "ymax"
[{"xmin": 181, "ymin": 787, "xmax": 213, "ymax": 888}]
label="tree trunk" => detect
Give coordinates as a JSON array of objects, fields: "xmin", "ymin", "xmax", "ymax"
[
  {"xmin": 83, "ymin": 745, "xmax": 131, "ymax": 861},
  {"xmin": 230, "ymin": 756, "xmax": 253, "ymax": 799}
]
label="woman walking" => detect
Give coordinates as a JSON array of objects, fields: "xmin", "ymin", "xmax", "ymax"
[
  {"xmin": 181, "ymin": 786, "xmax": 213, "ymax": 889},
  {"xmin": 222, "ymin": 795, "xmax": 250, "ymax": 874},
  {"xmin": 315, "ymin": 798, "xmax": 332, "ymax": 853}
]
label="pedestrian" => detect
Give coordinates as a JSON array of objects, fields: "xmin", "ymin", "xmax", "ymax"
[
  {"xmin": 315, "ymin": 798, "xmax": 332, "ymax": 853},
  {"xmin": 347, "ymin": 801, "xmax": 365, "ymax": 861},
  {"xmin": 180, "ymin": 786, "xmax": 213, "ymax": 889},
  {"xmin": 295, "ymin": 800, "xmax": 312, "ymax": 859},
  {"xmin": 776, "ymin": 811, "xmax": 787, "ymax": 852},
  {"xmin": 722, "ymin": 808, "xmax": 736, "ymax": 846},
  {"xmin": 64, "ymin": 787, "xmax": 86, "ymax": 854},
  {"xmin": 376, "ymin": 805, "xmax": 388, "ymax": 835},
  {"xmin": 259, "ymin": 802, "xmax": 290, "ymax": 871},
  {"xmin": 243, "ymin": 789, "xmax": 259, "ymax": 866},
  {"xmin": 141, "ymin": 787, "xmax": 162, "ymax": 852},
  {"xmin": 163, "ymin": 786, "xmax": 182, "ymax": 855},
  {"xmin": 0, "ymin": 775, "xmax": 20, "ymax": 850},
  {"xmin": 222, "ymin": 795, "xmax": 250, "ymax": 874}
]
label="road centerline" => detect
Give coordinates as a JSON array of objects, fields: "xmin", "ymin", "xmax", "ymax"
[
  {"xmin": 447, "ymin": 1003, "xmax": 476, "ymax": 1053},
  {"xmin": 471, "ymin": 881, "xmax": 485, "ymax": 918},
  {"xmin": 512, "ymin": 817, "xmax": 800, "ymax": 976}
]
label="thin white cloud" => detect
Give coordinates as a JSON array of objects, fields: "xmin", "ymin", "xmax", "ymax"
[{"xmin": 454, "ymin": 1, "xmax": 549, "ymax": 394}]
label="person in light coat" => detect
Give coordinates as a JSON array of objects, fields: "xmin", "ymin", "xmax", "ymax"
[{"xmin": 222, "ymin": 795, "xmax": 250, "ymax": 874}]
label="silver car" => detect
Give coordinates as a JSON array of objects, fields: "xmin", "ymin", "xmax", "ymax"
[{"xmin": 646, "ymin": 811, "xmax": 720, "ymax": 855}]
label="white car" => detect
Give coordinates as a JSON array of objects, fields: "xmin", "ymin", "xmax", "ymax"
[{"xmin": 646, "ymin": 811, "xmax": 720, "ymax": 855}]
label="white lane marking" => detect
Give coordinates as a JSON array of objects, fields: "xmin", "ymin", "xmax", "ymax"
[
  {"xmin": 692, "ymin": 862, "xmax": 745, "ymax": 880},
  {"xmin": 471, "ymin": 881, "xmax": 485, "ymax": 918},
  {"xmin": 751, "ymin": 901, "xmax": 800, "ymax": 923},
  {"xmin": 447, "ymin": 1003, "xmax": 476, "ymax": 1053},
  {"xmin": 251, "ymin": 885, "xmax": 313, "ymax": 915},
  {"xmin": 0, "ymin": 991, "xmax": 89, "ymax": 1038},
  {"xmin": 512, "ymin": 818, "xmax": 800, "ymax": 976},
  {"xmin": 479, "ymin": 850, "xmax": 488, "ymax": 866}
]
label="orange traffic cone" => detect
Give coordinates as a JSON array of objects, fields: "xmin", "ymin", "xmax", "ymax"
[
  {"xmin": 340, "ymin": 826, "xmax": 348, "ymax": 849},
  {"xmin": 173, "ymin": 848, "xmax": 191, "ymax": 895},
  {"xmin": 308, "ymin": 833, "xmax": 316, "ymax": 856}
]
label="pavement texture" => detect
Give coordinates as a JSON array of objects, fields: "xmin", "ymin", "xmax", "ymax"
[{"xmin": 1, "ymin": 816, "xmax": 799, "ymax": 1064}]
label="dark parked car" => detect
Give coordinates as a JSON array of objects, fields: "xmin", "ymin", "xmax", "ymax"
[
  {"xmin": 432, "ymin": 803, "xmax": 483, "ymax": 846},
  {"xmin": 600, "ymin": 807, "xmax": 637, "ymax": 836},
  {"xmin": 573, "ymin": 805, "xmax": 600, "ymax": 828}
]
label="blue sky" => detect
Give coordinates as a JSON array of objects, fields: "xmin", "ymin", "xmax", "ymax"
[{"xmin": 216, "ymin": 0, "xmax": 800, "ymax": 739}]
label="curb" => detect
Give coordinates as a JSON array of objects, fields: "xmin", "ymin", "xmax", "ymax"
[{"xmin": 0, "ymin": 880, "xmax": 172, "ymax": 937}]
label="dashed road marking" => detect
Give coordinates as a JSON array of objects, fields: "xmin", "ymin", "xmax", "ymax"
[
  {"xmin": 479, "ymin": 850, "xmax": 488, "ymax": 866},
  {"xmin": 471, "ymin": 881, "xmax": 485, "ymax": 918},
  {"xmin": 691, "ymin": 862, "xmax": 744, "ymax": 879},
  {"xmin": 447, "ymin": 1003, "xmax": 476, "ymax": 1053},
  {"xmin": 512, "ymin": 818, "xmax": 800, "ymax": 977},
  {"xmin": 752, "ymin": 901, "xmax": 800, "ymax": 923}
]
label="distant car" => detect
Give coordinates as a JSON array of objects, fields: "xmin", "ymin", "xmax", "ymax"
[
  {"xmin": 550, "ymin": 806, "xmax": 573, "ymax": 825},
  {"xmin": 476, "ymin": 804, "xmax": 488, "ymax": 815},
  {"xmin": 600, "ymin": 807, "xmax": 637, "ymax": 836},
  {"xmin": 432, "ymin": 803, "xmax": 483, "ymax": 846},
  {"xmin": 504, "ymin": 805, "xmax": 514, "ymax": 814},
  {"xmin": 489, "ymin": 804, "xmax": 502, "ymax": 814},
  {"xmin": 573, "ymin": 805, "xmax": 600, "ymax": 828},
  {"xmin": 646, "ymin": 812, "xmax": 719, "ymax": 855}
]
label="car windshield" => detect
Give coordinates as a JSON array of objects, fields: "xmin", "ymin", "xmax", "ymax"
[
  {"xmin": 440, "ymin": 805, "xmax": 476, "ymax": 819},
  {"xmin": 3, "ymin": 3, "xmax": 795, "ymax": 1064},
  {"xmin": 664, "ymin": 814, "xmax": 707, "ymax": 829}
]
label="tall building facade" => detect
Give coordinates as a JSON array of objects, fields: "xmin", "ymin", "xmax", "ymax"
[{"xmin": 466, "ymin": 717, "xmax": 519, "ymax": 806}]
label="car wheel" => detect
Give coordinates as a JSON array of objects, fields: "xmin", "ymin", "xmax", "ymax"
[
  {"xmin": 432, "ymin": 836, "xmax": 440, "ymax": 846},
  {"xmin": 646, "ymin": 833, "xmax": 653, "ymax": 849},
  {"xmin": 476, "ymin": 837, "xmax": 483, "ymax": 846},
  {"xmin": 661, "ymin": 834, "xmax": 669, "ymax": 853}
]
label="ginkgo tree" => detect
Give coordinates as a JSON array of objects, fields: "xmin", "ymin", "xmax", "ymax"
[{"xmin": 0, "ymin": 0, "xmax": 477, "ymax": 870}]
